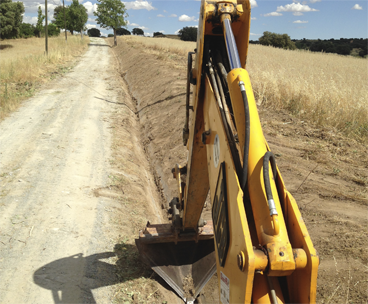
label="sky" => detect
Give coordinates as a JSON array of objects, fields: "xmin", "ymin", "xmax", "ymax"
[{"xmin": 21, "ymin": 0, "xmax": 368, "ymax": 39}]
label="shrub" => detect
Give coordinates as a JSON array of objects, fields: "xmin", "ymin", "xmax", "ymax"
[
  {"xmin": 178, "ymin": 26, "xmax": 197, "ymax": 42},
  {"xmin": 259, "ymin": 32, "xmax": 296, "ymax": 50}
]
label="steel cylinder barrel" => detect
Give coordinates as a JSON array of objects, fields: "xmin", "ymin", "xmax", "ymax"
[{"xmin": 221, "ymin": 15, "xmax": 242, "ymax": 70}]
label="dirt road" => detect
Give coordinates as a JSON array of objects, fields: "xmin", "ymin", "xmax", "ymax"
[{"xmin": 0, "ymin": 38, "xmax": 128, "ymax": 303}]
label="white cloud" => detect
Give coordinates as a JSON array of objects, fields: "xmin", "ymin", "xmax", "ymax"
[
  {"xmin": 163, "ymin": 10, "xmax": 167, "ymax": 13},
  {"xmin": 139, "ymin": 26, "xmax": 148, "ymax": 30},
  {"xmin": 178, "ymin": 14, "xmax": 197, "ymax": 22},
  {"xmin": 309, "ymin": 0, "xmax": 321, "ymax": 3},
  {"xmin": 250, "ymin": 0, "xmax": 258, "ymax": 8},
  {"xmin": 83, "ymin": 1, "xmax": 97, "ymax": 16},
  {"xmin": 23, "ymin": 16, "xmax": 38, "ymax": 24},
  {"xmin": 251, "ymin": 17, "xmax": 256, "ymax": 20},
  {"xmin": 169, "ymin": 14, "xmax": 177, "ymax": 17},
  {"xmin": 157, "ymin": 14, "xmax": 164, "ymax": 17},
  {"xmin": 250, "ymin": 33, "xmax": 261, "ymax": 36},
  {"xmin": 352, "ymin": 4, "xmax": 363, "ymax": 10},
  {"xmin": 293, "ymin": 20, "xmax": 308, "ymax": 23},
  {"xmin": 23, "ymin": 2, "xmax": 60, "ymax": 14},
  {"xmin": 264, "ymin": 12, "xmax": 283, "ymax": 16},
  {"xmin": 88, "ymin": 17, "xmax": 95, "ymax": 22},
  {"xmin": 130, "ymin": 23, "xmax": 139, "ymax": 26},
  {"xmin": 123, "ymin": 0, "xmax": 156, "ymax": 11},
  {"xmin": 174, "ymin": 29, "xmax": 180, "ymax": 35},
  {"xmin": 276, "ymin": 3, "xmax": 318, "ymax": 15},
  {"xmin": 86, "ymin": 23, "xmax": 97, "ymax": 29},
  {"xmin": 145, "ymin": 32, "xmax": 153, "ymax": 37},
  {"xmin": 159, "ymin": 30, "xmax": 165, "ymax": 33}
]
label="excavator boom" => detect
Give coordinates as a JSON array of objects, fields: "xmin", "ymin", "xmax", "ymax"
[{"xmin": 136, "ymin": 1, "xmax": 319, "ymax": 303}]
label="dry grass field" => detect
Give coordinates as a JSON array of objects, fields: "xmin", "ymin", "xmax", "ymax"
[
  {"xmin": 123, "ymin": 36, "xmax": 368, "ymax": 142},
  {"xmin": 0, "ymin": 35, "xmax": 89, "ymax": 118}
]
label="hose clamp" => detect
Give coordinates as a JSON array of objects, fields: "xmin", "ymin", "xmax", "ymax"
[
  {"xmin": 268, "ymin": 199, "xmax": 278, "ymax": 216},
  {"xmin": 238, "ymin": 81, "xmax": 246, "ymax": 92}
]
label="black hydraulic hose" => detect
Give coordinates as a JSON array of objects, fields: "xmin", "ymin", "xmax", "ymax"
[
  {"xmin": 263, "ymin": 151, "xmax": 278, "ymax": 216},
  {"xmin": 217, "ymin": 62, "xmax": 228, "ymax": 89},
  {"xmin": 239, "ymin": 86, "xmax": 250, "ymax": 192},
  {"xmin": 183, "ymin": 51, "xmax": 195, "ymax": 146}
]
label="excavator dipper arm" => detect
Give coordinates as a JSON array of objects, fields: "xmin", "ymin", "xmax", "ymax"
[{"xmin": 137, "ymin": 1, "xmax": 319, "ymax": 303}]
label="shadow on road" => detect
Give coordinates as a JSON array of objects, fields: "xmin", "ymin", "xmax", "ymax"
[
  {"xmin": 88, "ymin": 44, "xmax": 111, "ymax": 48},
  {"xmin": 33, "ymin": 243, "xmax": 152, "ymax": 303}
]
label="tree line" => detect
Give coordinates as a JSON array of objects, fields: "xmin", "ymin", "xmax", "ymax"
[
  {"xmin": 0, "ymin": 0, "xmax": 88, "ymax": 39},
  {"xmin": 250, "ymin": 32, "xmax": 367, "ymax": 57},
  {"xmin": 0, "ymin": 0, "xmax": 129, "ymax": 45}
]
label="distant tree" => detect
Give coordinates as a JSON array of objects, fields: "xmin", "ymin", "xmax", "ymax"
[
  {"xmin": 359, "ymin": 47, "xmax": 367, "ymax": 58},
  {"xmin": 116, "ymin": 27, "xmax": 130, "ymax": 35},
  {"xmin": 53, "ymin": 5, "xmax": 64, "ymax": 22},
  {"xmin": 336, "ymin": 44, "xmax": 350, "ymax": 55},
  {"xmin": 132, "ymin": 27, "xmax": 144, "ymax": 36},
  {"xmin": 47, "ymin": 23, "xmax": 60, "ymax": 36},
  {"xmin": 153, "ymin": 31, "xmax": 164, "ymax": 37},
  {"xmin": 19, "ymin": 22, "xmax": 35, "ymax": 38},
  {"xmin": 87, "ymin": 28, "xmax": 101, "ymax": 37},
  {"xmin": 68, "ymin": 0, "xmax": 88, "ymax": 37},
  {"xmin": 259, "ymin": 31, "xmax": 296, "ymax": 50},
  {"xmin": 53, "ymin": 5, "xmax": 69, "ymax": 33},
  {"xmin": 107, "ymin": 33, "xmax": 113, "ymax": 37},
  {"xmin": 178, "ymin": 26, "xmax": 197, "ymax": 42},
  {"xmin": 0, "ymin": 0, "xmax": 25, "ymax": 39},
  {"xmin": 94, "ymin": 0, "xmax": 128, "ymax": 46},
  {"xmin": 35, "ymin": 6, "xmax": 45, "ymax": 37}
]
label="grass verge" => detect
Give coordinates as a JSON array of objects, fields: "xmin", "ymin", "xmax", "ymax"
[{"xmin": 0, "ymin": 35, "xmax": 90, "ymax": 119}]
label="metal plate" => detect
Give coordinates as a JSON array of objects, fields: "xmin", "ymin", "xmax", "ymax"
[{"xmin": 212, "ymin": 161, "xmax": 230, "ymax": 267}]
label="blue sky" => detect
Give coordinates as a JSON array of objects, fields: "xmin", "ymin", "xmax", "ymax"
[{"xmin": 21, "ymin": 0, "xmax": 367, "ymax": 39}]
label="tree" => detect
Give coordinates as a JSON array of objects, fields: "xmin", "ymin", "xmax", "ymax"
[
  {"xmin": 116, "ymin": 27, "xmax": 130, "ymax": 35},
  {"xmin": 87, "ymin": 28, "xmax": 101, "ymax": 37},
  {"xmin": 68, "ymin": 0, "xmax": 87, "ymax": 37},
  {"xmin": 47, "ymin": 23, "xmax": 60, "ymax": 36},
  {"xmin": 178, "ymin": 26, "xmax": 197, "ymax": 42},
  {"xmin": 94, "ymin": 0, "xmax": 128, "ymax": 46},
  {"xmin": 35, "ymin": 6, "xmax": 45, "ymax": 37},
  {"xmin": 153, "ymin": 31, "xmax": 164, "ymax": 37},
  {"xmin": 19, "ymin": 23, "xmax": 35, "ymax": 38},
  {"xmin": 359, "ymin": 47, "xmax": 367, "ymax": 58},
  {"xmin": 336, "ymin": 44, "xmax": 350, "ymax": 55},
  {"xmin": 0, "ymin": 0, "xmax": 25, "ymax": 39},
  {"xmin": 259, "ymin": 31, "xmax": 296, "ymax": 50},
  {"xmin": 53, "ymin": 5, "xmax": 69, "ymax": 29},
  {"xmin": 132, "ymin": 28, "xmax": 144, "ymax": 36}
]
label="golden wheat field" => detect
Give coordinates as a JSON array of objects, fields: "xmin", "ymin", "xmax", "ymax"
[
  {"xmin": 0, "ymin": 35, "xmax": 89, "ymax": 117},
  {"xmin": 123, "ymin": 36, "xmax": 368, "ymax": 141}
]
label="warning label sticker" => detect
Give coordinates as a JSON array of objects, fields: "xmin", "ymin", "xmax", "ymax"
[{"xmin": 220, "ymin": 271, "xmax": 230, "ymax": 304}]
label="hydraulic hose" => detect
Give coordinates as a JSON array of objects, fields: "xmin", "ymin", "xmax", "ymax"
[
  {"xmin": 263, "ymin": 151, "xmax": 280, "ymax": 235},
  {"xmin": 238, "ymin": 82, "xmax": 250, "ymax": 192},
  {"xmin": 183, "ymin": 51, "xmax": 195, "ymax": 146}
]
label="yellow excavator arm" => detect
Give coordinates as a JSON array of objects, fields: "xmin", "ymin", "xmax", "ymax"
[{"xmin": 136, "ymin": 1, "xmax": 319, "ymax": 303}]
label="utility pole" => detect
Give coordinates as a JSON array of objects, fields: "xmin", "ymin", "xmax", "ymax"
[
  {"xmin": 45, "ymin": 0, "xmax": 48, "ymax": 55},
  {"xmin": 63, "ymin": 0, "xmax": 67, "ymax": 42}
]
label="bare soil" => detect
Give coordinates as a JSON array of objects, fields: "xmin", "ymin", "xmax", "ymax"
[{"xmin": 110, "ymin": 36, "xmax": 367, "ymax": 304}]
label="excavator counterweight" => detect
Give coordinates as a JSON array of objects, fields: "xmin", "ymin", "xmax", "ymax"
[{"xmin": 136, "ymin": 1, "xmax": 319, "ymax": 303}]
